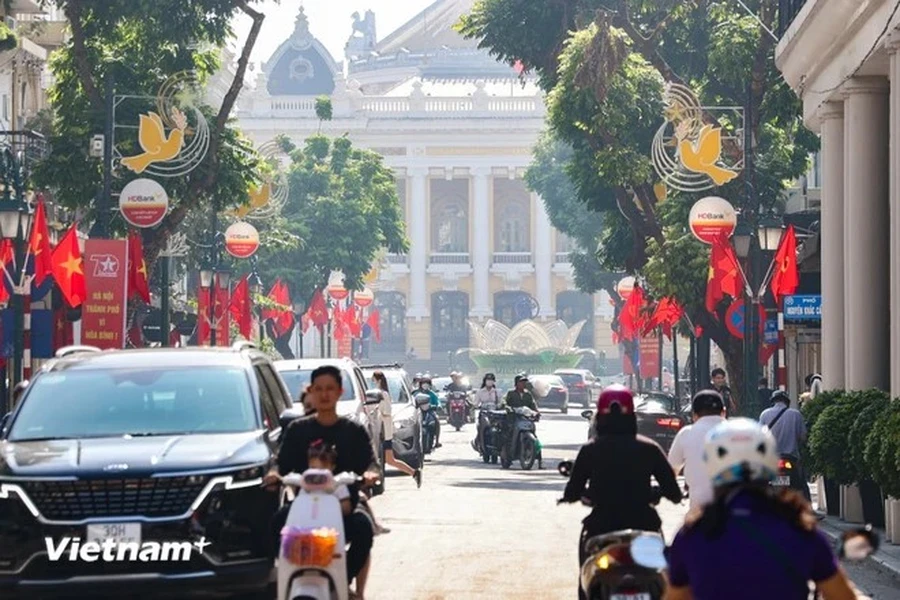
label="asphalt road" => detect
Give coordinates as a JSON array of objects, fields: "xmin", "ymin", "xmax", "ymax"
[{"xmin": 365, "ymin": 410, "xmax": 900, "ymax": 600}]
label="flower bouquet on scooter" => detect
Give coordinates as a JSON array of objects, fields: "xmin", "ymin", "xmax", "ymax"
[{"xmin": 280, "ymin": 525, "xmax": 340, "ymax": 567}]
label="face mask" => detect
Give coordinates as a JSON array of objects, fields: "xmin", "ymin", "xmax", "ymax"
[
  {"xmin": 422, "ymin": 384, "xmax": 431, "ymax": 390},
  {"xmin": 485, "ymin": 381, "xmax": 495, "ymax": 387}
]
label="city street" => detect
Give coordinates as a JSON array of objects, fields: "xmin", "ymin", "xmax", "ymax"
[{"xmin": 365, "ymin": 411, "xmax": 900, "ymax": 600}]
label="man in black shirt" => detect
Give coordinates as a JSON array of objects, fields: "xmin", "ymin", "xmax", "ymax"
[
  {"xmin": 264, "ymin": 365, "xmax": 379, "ymax": 593},
  {"xmin": 710, "ymin": 368, "xmax": 736, "ymax": 415}
]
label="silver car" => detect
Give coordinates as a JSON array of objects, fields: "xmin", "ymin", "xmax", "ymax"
[{"xmin": 361, "ymin": 366, "xmax": 424, "ymax": 469}]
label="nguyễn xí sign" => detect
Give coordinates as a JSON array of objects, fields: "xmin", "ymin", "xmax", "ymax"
[{"xmin": 783, "ymin": 295, "xmax": 821, "ymax": 322}]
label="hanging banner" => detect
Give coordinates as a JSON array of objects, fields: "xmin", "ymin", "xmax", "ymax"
[
  {"xmin": 224, "ymin": 221, "xmax": 260, "ymax": 258},
  {"xmin": 689, "ymin": 196, "xmax": 737, "ymax": 244},
  {"xmin": 639, "ymin": 332, "xmax": 660, "ymax": 379},
  {"xmin": 119, "ymin": 178, "xmax": 169, "ymax": 228},
  {"xmin": 82, "ymin": 239, "xmax": 128, "ymax": 349}
]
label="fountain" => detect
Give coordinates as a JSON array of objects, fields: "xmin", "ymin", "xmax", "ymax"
[{"xmin": 453, "ymin": 318, "xmax": 597, "ymax": 377}]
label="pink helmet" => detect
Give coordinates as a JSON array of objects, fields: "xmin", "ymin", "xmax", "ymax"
[{"xmin": 597, "ymin": 384, "xmax": 635, "ymax": 415}]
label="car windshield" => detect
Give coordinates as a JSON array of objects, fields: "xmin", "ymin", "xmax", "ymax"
[
  {"xmin": 278, "ymin": 368, "xmax": 356, "ymax": 402},
  {"xmin": 635, "ymin": 395, "xmax": 676, "ymax": 414},
  {"xmin": 363, "ymin": 370, "xmax": 410, "ymax": 404},
  {"xmin": 531, "ymin": 375, "xmax": 563, "ymax": 386},
  {"xmin": 8, "ymin": 367, "xmax": 257, "ymax": 441}
]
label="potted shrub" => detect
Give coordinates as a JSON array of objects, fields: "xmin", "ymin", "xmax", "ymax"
[
  {"xmin": 865, "ymin": 400, "xmax": 900, "ymax": 541},
  {"xmin": 809, "ymin": 391, "xmax": 868, "ymax": 522},
  {"xmin": 848, "ymin": 390, "xmax": 890, "ymax": 527},
  {"xmin": 803, "ymin": 390, "xmax": 844, "ymax": 514}
]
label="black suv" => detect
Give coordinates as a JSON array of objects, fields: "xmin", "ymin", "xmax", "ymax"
[{"xmin": 0, "ymin": 342, "xmax": 302, "ymax": 598}]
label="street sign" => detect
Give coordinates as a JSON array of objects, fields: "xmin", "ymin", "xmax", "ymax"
[
  {"xmin": 764, "ymin": 319, "xmax": 779, "ymax": 345},
  {"xmin": 783, "ymin": 295, "xmax": 821, "ymax": 322},
  {"xmin": 725, "ymin": 300, "xmax": 766, "ymax": 339}
]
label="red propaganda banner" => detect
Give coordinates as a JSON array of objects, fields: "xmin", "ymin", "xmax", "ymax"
[
  {"xmin": 82, "ymin": 239, "xmax": 128, "ymax": 349},
  {"xmin": 639, "ymin": 332, "xmax": 660, "ymax": 379}
]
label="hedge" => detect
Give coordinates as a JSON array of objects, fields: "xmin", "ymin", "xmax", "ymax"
[
  {"xmin": 864, "ymin": 400, "xmax": 900, "ymax": 498},
  {"xmin": 809, "ymin": 391, "xmax": 875, "ymax": 485}
]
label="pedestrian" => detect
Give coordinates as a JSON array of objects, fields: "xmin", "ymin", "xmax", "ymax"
[
  {"xmin": 370, "ymin": 370, "xmax": 422, "ymax": 488},
  {"xmin": 759, "ymin": 390, "xmax": 810, "ymax": 502},
  {"xmin": 668, "ymin": 390, "xmax": 727, "ymax": 510},
  {"xmin": 709, "ymin": 368, "xmax": 736, "ymax": 415},
  {"xmin": 664, "ymin": 418, "xmax": 858, "ymax": 600},
  {"xmin": 757, "ymin": 377, "xmax": 774, "ymax": 417}
]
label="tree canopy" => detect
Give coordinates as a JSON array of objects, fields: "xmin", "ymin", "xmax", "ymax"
[{"xmin": 460, "ymin": 0, "xmax": 818, "ymax": 405}]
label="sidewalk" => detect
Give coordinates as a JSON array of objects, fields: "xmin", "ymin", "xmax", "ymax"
[{"xmin": 811, "ymin": 486, "xmax": 900, "ymax": 581}]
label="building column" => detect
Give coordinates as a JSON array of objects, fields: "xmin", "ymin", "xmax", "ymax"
[
  {"xmin": 408, "ymin": 167, "xmax": 429, "ymax": 319},
  {"xmin": 534, "ymin": 193, "xmax": 554, "ymax": 318},
  {"xmin": 471, "ymin": 167, "xmax": 492, "ymax": 318},
  {"xmin": 889, "ymin": 34, "xmax": 900, "ymax": 397},
  {"xmin": 818, "ymin": 102, "xmax": 846, "ymax": 390},
  {"xmin": 843, "ymin": 77, "xmax": 890, "ymax": 390}
]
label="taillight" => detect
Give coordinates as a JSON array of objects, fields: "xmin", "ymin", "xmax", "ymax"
[
  {"xmin": 779, "ymin": 459, "xmax": 793, "ymax": 470},
  {"xmin": 656, "ymin": 417, "xmax": 682, "ymax": 428},
  {"xmin": 596, "ymin": 545, "xmax": 633, "ymax": 570},
  {"xmin": 574, "ymin": 382, "xmax": 586, "ymax": 388}
]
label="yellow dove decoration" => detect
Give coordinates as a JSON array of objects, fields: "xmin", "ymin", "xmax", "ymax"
[
  {"xmin": 231, "ymin": 181, "xmax": 272, "ymax": 219},
  {"xmin": 121, "ymin": 111, "xmax": 187, "ymax": 174},
  {"xmin": 677, "ymin": 124, "xmax": 738, "ymax": 186}
]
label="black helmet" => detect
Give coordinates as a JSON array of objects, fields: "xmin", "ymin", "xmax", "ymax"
[
  {"xmin": 771, "ymin": 390, "xmax": 791, "ymax": 404},
  {"xmin": 484, "ymin": 373, "xmax": 496, "ymax": 381}
]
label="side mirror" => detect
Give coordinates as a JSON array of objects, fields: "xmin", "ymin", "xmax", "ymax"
[
  {"xmin": 0, "ymin": 412, "xmax": 10, "ymax": 435},
  {"xmin": 12, "ymin": 380, "xmax": 28, "ymax": 403},
  {"xmin": 580, "ymin": 409, "xmax": 594, "ymax": 421},
  {"xmin": 278, "ymin": 407, "xmax": 304, "ymax": 431},
  {"xmin": 364, "ymin": 389, "xmax": 383, "ymax": 406},
  {"xmin": 630, "ymin": 533, "xmax": 667, "ymax": 570},
  {"xmin": 557, "ymin": 460, "xmax": 574, "ymax": 478},
  {"xmin": 839, "ymin": 526, "xmax": 880, "ymax": 561}
]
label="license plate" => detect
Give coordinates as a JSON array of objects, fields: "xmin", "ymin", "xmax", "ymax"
[
  {"xmin": 86, "ymin": 523, "xmax": 141, "ymax": 546},
  {"xmin": 611, "ymin": 594, "xmax": 651, "ymax": 600},
  {"xmin": 773, "ymin": 475, "xmax": 791, "ymax": 486}
]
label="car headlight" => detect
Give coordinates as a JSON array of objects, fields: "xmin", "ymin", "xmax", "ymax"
[
  {"xmin": 232, "ymin": 464, "xmax": 267, "ymax": 483},
  {"xmin": 393, "ymin": 417, "xmax": 415, "ymax": 431}
]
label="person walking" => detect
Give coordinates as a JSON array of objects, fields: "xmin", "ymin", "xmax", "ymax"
[
  {"xmin": 710, "ymin": 368, "xmax": 736, "ymax": 415},
  {"xmin": 760, "ymin": 390, "xmax": 810, "ymax": 502},
  {"xmin": 371, "ymin": 370, "xmax": 422, "ymax": 488}
]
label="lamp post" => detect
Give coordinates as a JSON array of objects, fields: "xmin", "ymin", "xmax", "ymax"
[{"xmin": 0, "ymin": 148, "xmax": 34, "ymax": 413}]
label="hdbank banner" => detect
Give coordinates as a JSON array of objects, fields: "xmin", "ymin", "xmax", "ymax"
[{"xmin": 783, "ymin": 295, "xmax": 821, "ymax": 323}]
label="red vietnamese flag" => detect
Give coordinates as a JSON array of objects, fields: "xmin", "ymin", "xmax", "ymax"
[
  {"xmin": 0, "ymin": 239, "xmax": 13, "ymax": 304},
  {"xmin": 705, "ymin": 233, "xmax": 741, "ymax": 314},
  {"xmin": 229, "ymin": 275, "xmax": 253, "ymax": 339},
  {"xmin": 197, "ymin": 284, "xmax": 211, "ymax": 345},
  {"xmin": 262, "ymin": 279, "xmax": 295, "ymax": 337},
  {"xmin": 644, "ymin": 297, "xmax": 684, "ymax": 339},
  {"xmin": 619, "ymin": 284, "xmax": 645, "ymax": 341},
  {"xmin": 347, "ymin": 306, "xmax": 362, "ymax": 339},
  {"xmin": 770, "ymin": 225, "xmax": 799, "ymax": 302},
  {"xmin": 50, "ymin": 224, "xmax": 86, "ymax": 308},
  {"xmin": 127, "ymin": 230, "xmax": 151, "ymax": 303},
  {"xmin": 215, "ymin": 275, "xmax": 230, "ymax": 346},
  {"xmin": 53, "ymin": 305, "xmax": 73, "ymax": 350},
  {"xmin": 305, "ymin": 289, "xmax": 329, "ymax": 333},
  {"xmin": 332, "ymin": 303, "xmax": 345, "ymax": 340},
  {"xmin": 367, "ymin": 308, "xmax": 381, "ymax": 342},
  {"xmin": 28, "ymin": 198, "xmax": 54, "ymax": 286}
]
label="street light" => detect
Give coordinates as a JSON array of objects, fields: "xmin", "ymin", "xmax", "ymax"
[
  {"xmin": 0, "ymin": 147, "xmax": 34, "ymax": 414},
  {"xmin": 758, "ymin": 212, "xmax": 785, "ymax": 252},
  {"xmin": 732, "ymin": 215, "xmax": 753, "ymax": 259}
]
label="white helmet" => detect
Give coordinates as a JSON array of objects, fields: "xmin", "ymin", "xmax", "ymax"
[{"xmin": 703, "ymin": 418, "xmax": 780, "ymax": 488}]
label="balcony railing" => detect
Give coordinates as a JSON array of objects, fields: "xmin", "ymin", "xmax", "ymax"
[
  {"xmin": 492, "ymin": 252, "xmax": 532, "ymax": 265},
  {"xmin": 778, "ymin": 0, "xmax": 809, "ymax": 37},
  {"xmin": 429, "ymin": 252, "xmax": 470, "ymax": 265},
  {"xmin": 554, "ymin": 252, "xmax": 571, "ymax": 264},
  {"xmin": 386, "ymin": 253, "xmax": 408, "ymax": 265}
]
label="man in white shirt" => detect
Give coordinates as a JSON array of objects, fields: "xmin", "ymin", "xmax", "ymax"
[{"xmin": 668, "ymin": 390, "xmax": 727, "ymax": 511}]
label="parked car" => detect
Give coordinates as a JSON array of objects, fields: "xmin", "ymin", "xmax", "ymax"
[
  {"xmin": 529, "ymin": 374, "xmax": 570, "ymax": 413},
  {"xmin": 273, "ymin": 357, "xmax": 386, "ymax": 494},
  {"xmin": 361, "ymin": 364, "xmax": 424, "ymax": 470},
  {"xmin": 0, "ymin": 342, "xmax": 299, "ymax": 599},
  {"xmin": 554, "ymin": 369, "xmax": 601, "ymax": 407}
]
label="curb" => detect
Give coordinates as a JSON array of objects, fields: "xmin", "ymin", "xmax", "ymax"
[{"xmin": 817, "ymin": 516, "xmax": 900, "ymax": 582}]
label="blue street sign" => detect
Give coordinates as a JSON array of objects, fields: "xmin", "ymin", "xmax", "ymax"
[
  {"xmin": 783, "ymin": 295, "xmax": 822, "ymax": 322},
  {"xmin": 764, "ymin": 319, "xmax": 778, "ymax": 344}
]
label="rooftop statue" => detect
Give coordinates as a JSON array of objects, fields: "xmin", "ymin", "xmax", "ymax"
[{"xmin": 346, "ymin": 10, "xmax": 377, "ymax": 59}]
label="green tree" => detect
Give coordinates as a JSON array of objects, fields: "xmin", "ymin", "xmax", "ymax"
[
  {"xmin": 257, "ymin": 134, "xmax": 408, "ymax": 309},
  {"xmin": 460, "ymin": 0, "xmax": 817, "ymax": 406},
  {"xmin": 34, "ymin": 0, "xmax": 268, "ymax": 269}
]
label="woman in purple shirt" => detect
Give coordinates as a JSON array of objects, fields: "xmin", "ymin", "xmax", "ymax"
[{"xmin": 664, "ymin": 418, "xmax": 857, "ymax": 600}]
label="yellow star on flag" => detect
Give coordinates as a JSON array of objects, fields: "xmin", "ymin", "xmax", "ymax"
[
  {"xmin": 138, "ymin": 259, "xmax": 147, "ymax": 278},
  {"xmin": 60, "ymin": 252, "xmax": 82, "ymax": 279}
]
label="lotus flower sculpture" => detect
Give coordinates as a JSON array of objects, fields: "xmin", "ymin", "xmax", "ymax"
[{"xmin": 459, "ymin": 318, "xmax": 595, "ymax": 374}]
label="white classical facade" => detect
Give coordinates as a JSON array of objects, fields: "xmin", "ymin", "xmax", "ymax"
[
  {"xmin": 776, "ymin": 1, "xmax": 900, "ymax": 395},
  {"xmin": 232, "ymin": 1, "xmax": 616, "ymax": 369}
]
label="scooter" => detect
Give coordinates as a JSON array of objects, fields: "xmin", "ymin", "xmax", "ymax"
[
  {"xmin": 477, "ymin": 407, "xmax": 506, "ymax": 464},
  {"xmin": 277, "ymin": 469, "xmax": 360, "ymax": 600},
  {"xmin": 498, "ymin": 406, "xmax": 542, "ymax": 470},
  {"xmin": 557, "ymin": 460, "xmax": 667, "ymax": 600},
  {"xmin": 416, "ymin": 393, "xmax": 439, "ymax": 454},
  {"xmin": 771, "ymin": 453, "xmax": 811, "ymax": 500},
  {"xmin": 447, "ymin": 391, "xmax": 468, "ymax": 431}
]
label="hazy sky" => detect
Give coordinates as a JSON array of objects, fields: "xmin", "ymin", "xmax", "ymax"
[{"xmin": 232, "ymin": 0, "xmax": 438, "ymax": 68}]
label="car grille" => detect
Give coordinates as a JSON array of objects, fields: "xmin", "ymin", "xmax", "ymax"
[{"xmin": 20, "ymin": 476, "xmax": 209, "ymax": 521}]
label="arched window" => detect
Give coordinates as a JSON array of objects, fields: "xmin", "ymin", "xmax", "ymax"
[
  {"xmin": 431, "ymin": 179, "xmax": 469, "ymax": 253},
  {"xmin": 372, "ymin": 292, "xmax": 406, "ymax": 354},
  {"xmin": 493, "ymin": 291, "xmax": 535, "ymax": 328},
  {"xmin": 432, "ymin": 292, "xmax": 469, "ymax": 352},
  {"xmin": 493, "ymin": 179, "xmax": 531, "ymax": 253},
  {"xmin": 556, "ymin": 291, "xmax": 594, "ymax": 348}
]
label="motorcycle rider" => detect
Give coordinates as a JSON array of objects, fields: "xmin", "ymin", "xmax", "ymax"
[
  {"xmin": 664, "ymin": 418, "xmax": 858, "ymax": 600},
  {"xmin": 668, "ymin": 390, "xmax": 727, "ymax": 510},
  {"xmin": 501, "ymin": 374, "xmax": 539, "ymax": 411},
  {"xmin": 472, "ymin": 373, "xmax": 502, "ymax": 454},
  {"xmin": 759, "ymin": 389, "xmax": 810, "ymax": 501},
  {"xmin": 559, "ymin": 384, "xmax": 682, "ymax": 599},
  {"xmin": 446, "ymin": 370, "xmax": 474, "ymax": 421},
  {"xmin": 414, "ymin": 375, "xmax": 442, "ymax": 449}
]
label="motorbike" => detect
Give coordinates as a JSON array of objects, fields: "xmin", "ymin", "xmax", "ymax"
[
  {"xmin": 277, "ymin": 469, "xmax": 362, "ymax": 600},
  {"xmin": 416, "ymin": 393, "xmax": 439, "ymax": 454},
  {"xmin": 447, "ymin": 391, "xmax": 468, "ymax": 431},
  {"xmin": 498, "ymin": 406, "xmax": 543, "ymax": 470},
  {"xmin": 557, "ymin": 460, "xmax": 667, "ymax": 600},
  {"xmin": 477, "ymin": 407, "xmax": 507, "ymax": 464},
  {"xmin": 771, "ymin": 453, "xmax": 811, "ymax": 500}
]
